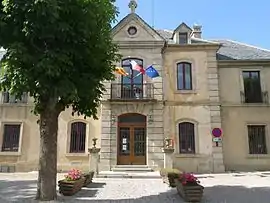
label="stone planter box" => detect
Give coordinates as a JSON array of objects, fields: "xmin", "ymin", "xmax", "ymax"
[
  {"xmin": 58, "ymin": 177, "xmax": 85, "ymax": 196},
  {"xmin": 175, "ymin": 179, "xmax": 204, "ymax": 202},
  {"xmin": 83, "ymin": 171, "xmax": 94, "ymax": 187}
]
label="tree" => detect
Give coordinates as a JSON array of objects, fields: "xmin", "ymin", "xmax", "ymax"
[{"xmin": 0, "ymin": 0, "xmax": 119, "ymax": 201}]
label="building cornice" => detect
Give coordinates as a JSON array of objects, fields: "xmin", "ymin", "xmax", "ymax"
[
  {"xmin": 163, "ymin": 43, "xmax": 220, "ymax": 52},
  {"xmin": 218, "ymin": 60, "xmax": 270, "ymax": 67},
  {"xmin": 115, "ymin": 41, "xmax": 165, "ymax": 49},
  {"xmin": 163, "ymin": 100, "xmax": 221, "ymax": 106}
]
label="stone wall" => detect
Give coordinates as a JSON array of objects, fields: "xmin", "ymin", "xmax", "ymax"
[
  {"xmin": 162, "ymin": 47, "xmax": 225, "ymax": 173},
  {"xmin": 207, "ymin": 51, "xmax": 225, "ymax": 172},
  {"xmin": 99, "ymin": 103, "xmax": 164, "ymax": 170},
  {"xmin": 99, "ymin": 42, "xmax": 165, "ymax": 170}
]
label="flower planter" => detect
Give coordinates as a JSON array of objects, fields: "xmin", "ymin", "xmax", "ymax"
[
  {"xmin": 58, "ymin": 177, "xmax": 85, "ymax": 196},
  {"xmin": 175, "ymin": 179, "xmax": 204, "ymax": 202},
  {"xmin": 83, "ymin": 171, "xmax": 94, "ymax": 187}
]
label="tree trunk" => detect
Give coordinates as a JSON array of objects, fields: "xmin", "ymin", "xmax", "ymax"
[{"xmin": 36, "ymin": 105, "xmax": 60, "ymax": 201}]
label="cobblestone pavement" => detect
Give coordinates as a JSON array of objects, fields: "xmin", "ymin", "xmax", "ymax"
[{"xmin": 0, "ymin": 172, "xmax": 270, "ymax": 202}]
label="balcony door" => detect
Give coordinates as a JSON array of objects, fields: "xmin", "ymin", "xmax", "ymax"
[
  {"xmin": 117, "ymin": 113, "xmax": 147, "ymax": 165},
  {"xmin": 121, "ymin": 58, "xmax": 143, "ymax": 99}
]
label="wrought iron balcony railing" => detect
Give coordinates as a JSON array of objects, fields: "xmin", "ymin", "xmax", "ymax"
[
  {"xmin": 110, "ymin": 83, "xmax": 155, "ymax": 101},
  {"xmin": 240, "ymin": 91, "xmax": 268, "ymax": 104}
]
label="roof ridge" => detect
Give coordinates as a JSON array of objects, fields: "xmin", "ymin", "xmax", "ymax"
[
  {"xmin": 112, "ymin": 13, "xmax": 165, "ymax": 41},
  {"xmin": 213, "ymin": 39, "xmax": 270, "ymax": 53}
]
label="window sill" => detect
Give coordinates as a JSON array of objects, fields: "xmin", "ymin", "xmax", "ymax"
[
  {"xmin": 175, "ymin": 153, "xmax": 207, "ymax": 158},
  {"xmin": 174, "ymin": 90, "xmax": 197, "ymax": 94},
  {"xmin": 246, "ymin": 154, "xmax": 270, "ymax": 159},
  {"xmin": 0, "ymin": 151, "xmax": 21, "ymax": 156},
  {"xmin": 0, "ymin": 103, "xmax": 31, "ymax": 107},
  {"xmin": 65, "ymin": 153, "xmax": 89, "ymax": 157},
  {"xmin": 241, "ymin": 103, "xmax": 269, "ymax": 106}
]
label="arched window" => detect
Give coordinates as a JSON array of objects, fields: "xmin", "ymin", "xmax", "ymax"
[
  {"xmin": 178, "ymin": 122, "xmax": 195, "ymax": 154},
  {"xmin": 70, "ymin": 122, "xmax": 86, "ymax": 153},
  {"xmin": 177, "ymin": 62, "xmax": 192, "ymax": 90},
  {"xmin": 121, "ymin": 58, "xmax": 143, "ymax": 99}
]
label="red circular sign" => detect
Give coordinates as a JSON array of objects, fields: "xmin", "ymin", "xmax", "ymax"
[{"xmin": 212, "ymin": 128, "xmax": 222, "ymax": 137}]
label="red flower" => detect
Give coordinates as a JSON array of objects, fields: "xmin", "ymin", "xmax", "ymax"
[{"xmin": 178, "ymin": 172, "xmax": 200, "ymax": 185}]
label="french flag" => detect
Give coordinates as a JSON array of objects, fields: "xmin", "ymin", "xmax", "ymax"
[{"xmin": 130, "ymin": 60, "xmax": 145, "ymax": 74}]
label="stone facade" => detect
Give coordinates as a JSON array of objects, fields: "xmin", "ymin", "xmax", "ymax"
[{"xmin": 1, "ymin": 7, "xmax": 270, "ymax": 173}]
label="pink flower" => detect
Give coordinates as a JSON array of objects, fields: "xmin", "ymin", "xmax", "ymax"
[{"xmin": 65, "ymin": 168, "xmax": 82, "ymax": 181}]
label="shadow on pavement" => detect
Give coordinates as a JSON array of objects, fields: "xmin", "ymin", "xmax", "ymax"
[
  {"xmin": 66, "ymin": 185, "xmax": 270, "ymax": 203},
  {"xmin": 0, "ymin": 179, "xmax": 270, "ymax": 203},
  {"xmin": 0, "ymin": 179, "xmax": 37, "ymax": 202},
  {"xmin": 60, "ymin": 188, "xmax": 182, "ymax": 203},
  {"xmin": 203, "ymin": 185, "xmax": 270, "ymax": 203},
  {"xmin": 0, "ymin": 179, "xmax": 107, "ymax": 202}
]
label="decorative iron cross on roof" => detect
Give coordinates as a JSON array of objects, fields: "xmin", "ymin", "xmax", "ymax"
[{"xmin": 128, "ymin": 0, "xmax": 137, "ymax": 13}]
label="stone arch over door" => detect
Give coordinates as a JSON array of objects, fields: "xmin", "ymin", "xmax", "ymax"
[{"xmin": 117, "ymin": 113, "xmax": 147, "ymax": 165}]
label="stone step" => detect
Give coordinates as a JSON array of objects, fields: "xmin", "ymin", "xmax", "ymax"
[
  {"xmin": 112, "ymin": 165, "xmax": 153, "ymax": 172},
  {"xmin": 96, "ymin": 171, "xmax": 161, "ymax": 179},
  {"xmin": 114, "ymin": 165, "xmax": 150, "ymax": 168}
]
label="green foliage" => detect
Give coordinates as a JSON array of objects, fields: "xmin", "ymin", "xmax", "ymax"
[
  {"xmin": 160, "ymin": 168, "xmax": 182, "ymax": 177},
  {"xmin": 160, "ymin": 168, "xmax": 183, "ymax": 187},
  {"xmin": 0, "ymin": 0, "xmax": 120, "ymax": 118}
]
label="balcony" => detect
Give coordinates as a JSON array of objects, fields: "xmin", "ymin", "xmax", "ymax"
[
  {"xmin": 240, "ymin": 91, "xmax": 268, "ymax": 104},
  {"xmin": 109, "ymin": 83, "xmax": 156, "ymax": 102}
]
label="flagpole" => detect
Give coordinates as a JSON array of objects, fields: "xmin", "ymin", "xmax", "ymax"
[
  {"xmin": 130, "ymin": 62, "xmax": 134, "ymax": 98},
  {"xmin": 151, "ymin": 0, "xmax": 155, "ymax": 28}
]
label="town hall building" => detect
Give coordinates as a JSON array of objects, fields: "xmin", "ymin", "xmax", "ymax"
[{"xmin": 1, "ymin": 0, "xmax": 270, "ymax": 173}]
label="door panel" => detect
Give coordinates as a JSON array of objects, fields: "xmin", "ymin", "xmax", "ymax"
[
  {"xmin": 117, "ymin": 125, "xmax": 146, "ymax": 165},
  {"xmin": 133, "ymin": 127, "xmax": 146, "ymax": 165},
  {"xmin": 118, "ymin": 127, "xmax": 131, "ymax": 165}
]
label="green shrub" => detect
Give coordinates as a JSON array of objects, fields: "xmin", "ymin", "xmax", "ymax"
[{"xmin": 160, "ymin": 168, "xmax": 182, "ymax": 187}]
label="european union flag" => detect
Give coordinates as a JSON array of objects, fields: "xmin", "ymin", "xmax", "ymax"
[{"xmin": 145, "ymin": 65, "xmax": 160, "ymax": 79}]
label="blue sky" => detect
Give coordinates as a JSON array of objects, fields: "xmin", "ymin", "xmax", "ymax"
[{"xmin": 115, "ymin": 0, "xmax": 270, "ymax": 49}]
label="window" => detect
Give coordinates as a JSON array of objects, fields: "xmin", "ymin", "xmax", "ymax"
[
  {"xmin": 2, "ymin": 92, "xmax": 28, "ymax": 104},
  {"xmin": 1, "ymin": 124, "xmax": 21, "ymax": 152},
  {"xmin": 242, "ymin": 71, "xmax": 262, "ymax": 103},
  {"xmin": 248, "ymin": 125, "xmax": 267, "ymax": 154},
  {"xmin": 178, "ymin": 122, "xmax": 195, "ymax": 153},
  {"xmin": 69, "ymin": 122, "xmax": 86, "ymax": 153},
  {"xmin": 127, "ymin": 26, "xmax": 137, "ymax": 36},
  {"xmin": 177, "ymin": 62, "xmax": 192, "ymax": 90},
  {"xmin": 121, "ymin": 58, "xmax": 143, "ymax": 99},
  {"xmin": 179, "ymin": 32, "xmax": 188, "ymax": 44}
]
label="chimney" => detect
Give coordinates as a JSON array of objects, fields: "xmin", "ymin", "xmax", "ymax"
[{"xmin": 192, "ymin": 24, "xmax": 202, "ymax": 38}]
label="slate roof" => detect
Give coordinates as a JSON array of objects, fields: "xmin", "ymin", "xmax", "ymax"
[
  {"xmin": 156, "ymin": 30, "xmax": 173, "ymax": 40},
  {"xmin": 212, "ymin": 39, "xmax": 270, "ymax": 60},
  {"xmin": 1, "ymin": 29, "xmax": 270, "ymax": 61},
  {"xmin": 156, "ymin": 29, "xmax": 270, "ymax": 61}
]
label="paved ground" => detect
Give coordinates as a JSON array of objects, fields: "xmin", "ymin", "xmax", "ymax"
[{"xmin": 0, "ymin": 172, "xmax": 270, "ymax": 202}]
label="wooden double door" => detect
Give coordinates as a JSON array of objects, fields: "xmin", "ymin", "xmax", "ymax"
[{"xmin": 117, "ymin": 124, "xmax": 146, "ymax": 165}]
